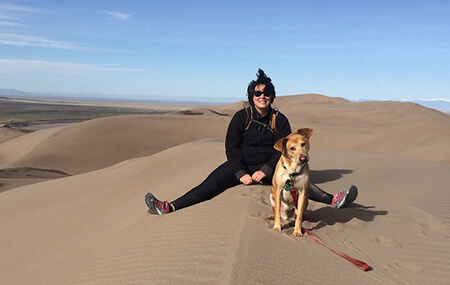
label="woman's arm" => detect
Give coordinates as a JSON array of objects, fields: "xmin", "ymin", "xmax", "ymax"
[{"xmin": 225, "ymin": 110, "xmax": 248, "ymax": 180}]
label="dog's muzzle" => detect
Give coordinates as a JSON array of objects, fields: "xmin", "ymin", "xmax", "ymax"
[{"xmin": 300, "ymin": 156, "xmax": 309, "ymax": 164}]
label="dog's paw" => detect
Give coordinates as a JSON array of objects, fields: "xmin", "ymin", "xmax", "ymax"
[
  {"xmin": 272, "ymin": 225, "xmax": 281, "ymax": 231},
  {"xmin": 293, "ymin": 230, "xmax": 303, "ymax": 237}
]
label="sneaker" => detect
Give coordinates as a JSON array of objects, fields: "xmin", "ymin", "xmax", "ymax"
[
  {"xmin": 145, "ymin": 192, "xmax": 170, "ymax": 215},
  {"xmin": 331, "ymin": 185, "xmax": 358, "ymax": 208}
]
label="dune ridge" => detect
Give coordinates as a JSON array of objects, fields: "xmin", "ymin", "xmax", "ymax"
[{"xmin": 1, "ymin": 95, "xmax": 448, "ymax": 179}]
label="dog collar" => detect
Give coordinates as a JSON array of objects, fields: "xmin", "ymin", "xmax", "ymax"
[
  {"xmin": 282, "ymin": 162, "xmax": 303, "ymax": 177},
  {"xmin": 282, "ymin": 162, "xmax": 303, "ymax": 188}
]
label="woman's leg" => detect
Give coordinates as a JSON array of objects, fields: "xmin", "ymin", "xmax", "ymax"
[
  {"xmin": 308, "ymin": 183, "xmax": 333, "ymax": 204},
  {"xmin": 308, "ymin": 183, "xmax": 358, "ymax": 208},
  {"xmin": 170, "ymin": 161, "xmax": 240, "ymax": 211}
]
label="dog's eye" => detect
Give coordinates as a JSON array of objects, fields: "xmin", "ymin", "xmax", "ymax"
[
  {"xmin": 290, "ymin": 147, "xmax": 296, "ymax": 151},
  {"xmin": 301, "ymin": 143, "xmax": 306, "ymax": 147}
]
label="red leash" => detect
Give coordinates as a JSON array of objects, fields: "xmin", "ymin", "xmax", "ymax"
[
  {"xmin": 288, "ymin": 187, "xmax": 371, "ymax": 271},
  {"xmin": 304, "ymin": 229, "xmax": 371, "ymax": 271}
]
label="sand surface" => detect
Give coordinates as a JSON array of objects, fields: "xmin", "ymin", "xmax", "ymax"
[{"xmin": 0, "ymin": 94, "xmax": 449, "ymax": 284}]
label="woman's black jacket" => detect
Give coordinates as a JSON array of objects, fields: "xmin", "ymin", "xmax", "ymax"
[{"xmin": 225, "ymin": 106, "xmax": 292, "ymax": 180}]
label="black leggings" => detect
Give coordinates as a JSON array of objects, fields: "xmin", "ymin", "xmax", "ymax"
[{"xmin": 171, "ymin": 161, "xmax": 333, "ymax": 211}]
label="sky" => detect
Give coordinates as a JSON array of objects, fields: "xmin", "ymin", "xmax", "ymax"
[{"xmin": 0, "ymin": 0, "xmax": 449, "ymax": 103}]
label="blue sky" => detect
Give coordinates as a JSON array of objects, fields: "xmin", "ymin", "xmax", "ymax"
[{"xmin": 0, "ymin": 0, "xmax": 449, "ymax": 103}]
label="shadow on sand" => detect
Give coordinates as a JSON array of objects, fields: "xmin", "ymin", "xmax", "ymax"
[
  {"xmin": 306, "ymin": 204, "xmax": 388, "ymax": 231},
  {"xmin": 308, "ymin": 169, "xmax": 387, "ymax": 230},
  {"xmin": 310, "ymin": 169, "xmax": 353, "ymax": 184}
]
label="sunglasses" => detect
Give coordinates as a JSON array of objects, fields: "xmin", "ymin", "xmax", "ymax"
[{"xmin": 253, "ymin": 91, "xmax": 273, "ymax": 97}]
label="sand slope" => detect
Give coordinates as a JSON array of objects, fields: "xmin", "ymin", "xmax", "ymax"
[
  {"xmin": 0, "ymin": 127, "xmax": 27, "ymax": 143},
  {"xmin": 1, "ymin": 94, "xmax": 450, "ymax": 284},
  {"xmin": 0, "ymin": 115, "xmax": 229, "ymax": 175},
  {"xmin": 277, "ymin": 95, "xmax": 450, "ymax": 162},
  {"xmin": 1, "ymin": 139, "xmax": 449, "ymax": 284}
]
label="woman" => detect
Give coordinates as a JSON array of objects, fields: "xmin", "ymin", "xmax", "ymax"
[{"xmin": 145, "ymin": 69, "xmax": 357, "ymax": 215}]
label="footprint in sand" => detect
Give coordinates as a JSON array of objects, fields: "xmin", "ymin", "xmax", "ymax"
[
  {"xmin": 374, "ymin": 236, "xmax": 402, "ymax": 248},
  {"xmin": 250, "ymin": 210, "xmax": 272, "ymax": 220},
  {"xmin": 393, "ymin": 261, "xmax": 423, "ymax": 275},
  {"xmin": 347, "ymin": 219, "xmax": 366, "ymax": 229},
  {"xmin": 421, "ymin": 221, "xmax": 445, "ymax": 230},
  {"xmin": 420, "ymin": 221, "xmax": 450, "ymax": 238},
  {"xmin": 329, "ymin": 223, "xmax": 345, "ymax": 233}
]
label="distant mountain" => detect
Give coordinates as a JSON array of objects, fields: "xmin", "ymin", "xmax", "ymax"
[
  {"xmin": 408, "ymin": 99, "xmax": 450, "ymax": 114},
  {"xmin": 0, "ymin": 89, "xmax": 34, "ymax": 97},
  {"xmin": 351, "ymin": 98, "xmax": 450, "ymax": 114},
  {"xmin": 1, "ymin": 88, "xmax": 449, "ymax": 114}
]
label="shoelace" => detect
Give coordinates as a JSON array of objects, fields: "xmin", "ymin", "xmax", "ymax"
[
  {"xmin": 155, "ymin": 198, "xmax": 169, "ymax": 213},
  {"xmin": 154, "ymin": 199, "xmax": 166, "ymax": 211},
  {"xmin": 332, "ymin": 191, "xmax": 347, "ymax": 207}
]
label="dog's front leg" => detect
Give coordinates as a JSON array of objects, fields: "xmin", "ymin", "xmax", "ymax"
[
  {"xmin": 272, "ymin": 186, "xmax": 282, "ymax": 231},
  {"xmin": 293, "ymin": 190, "xmax": 308, "ymax": 237}
]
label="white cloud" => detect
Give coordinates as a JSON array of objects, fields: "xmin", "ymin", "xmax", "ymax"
[
  {"xmin": 0, "ymin": 32, "xmax": 125, "ymax": 52},
  {"xmin": 0, "ymin": 32, "xmax": 84, "ymax": 49},
  {"xmin": 0, "ymin": 13, "xmax": 16, "ymax": 20},
  {"xmin": 104, "ymin": 11, "xmax": 130, "ymax": 20},
  {"xmin": 0, "ymin": 3, "xmax": 47, "ymax": 14},
  {"xmin": 0, "ymin": 21, "xmax": 23, "ymax": 26},
  {"xmin": 0, "ymin": 3, "xmax": 47, "ymax": 28},
  {"xmin": 0, "ymin": 59, "xmax": 140, "ymax": 74},
  {"xmin": 419, "ymin": 98, "xmax": 450, "ymax": 102}
]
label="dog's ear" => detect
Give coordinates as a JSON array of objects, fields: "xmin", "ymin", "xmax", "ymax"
[
  {"xmin": 274, "ymin": 137, "xmax": 288, "ymax": 153},
  {"xmin": 297, "ymin": 128, "xmax": 313, "ymax": 139}
]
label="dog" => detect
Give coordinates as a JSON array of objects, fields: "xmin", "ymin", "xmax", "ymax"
[{"xmin": 270, "ymin": 128, "xmax": 313, "ymax": 237}]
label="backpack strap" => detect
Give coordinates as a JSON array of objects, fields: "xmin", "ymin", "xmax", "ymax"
[
  {"xmin": 244, "ymin": 106, "xmax": 278, "ymax": 135},
  {"xmin": 270, "ymin": 107, "xmax": 279, "ymax": 133},
  {"xmin": 244, "ymin": 106, "xmax": 253, "ymax": 131}
]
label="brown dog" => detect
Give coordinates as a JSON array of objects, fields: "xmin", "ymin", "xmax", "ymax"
[{"xmin": 270, "ymin": 128, "xmax": 313, "ymax": 237}]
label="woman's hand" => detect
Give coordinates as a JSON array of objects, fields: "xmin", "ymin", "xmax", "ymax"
[
  {"xmin": 239, "ymin": 174, "xmax": 253, "ymax": 185},
  {"xmin": 251, "ymin": 171, "xmax": 266, "ymax": 183}
]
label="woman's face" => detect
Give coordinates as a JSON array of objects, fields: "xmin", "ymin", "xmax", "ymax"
[{"xmin": 252, "ymin": 84, "xmax": 272, "ymax": 115}]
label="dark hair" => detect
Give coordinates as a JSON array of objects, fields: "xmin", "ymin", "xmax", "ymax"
[{"xmin": 247, "ymin": 69, "xmax": 276, "ymax": 106}]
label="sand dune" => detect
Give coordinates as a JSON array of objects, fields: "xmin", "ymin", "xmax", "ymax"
[
  {"xmin": 277, "ymin": 95, "xmax": 450, "ymax": 162},
  {"xmin": 1, "ymin": 140, "xmax": 449, "ymax": 284},
  {"xmin": 1, "ymin": 94, "xmax": 449, "ymax": 284},
  {"xmin": 0, "ymin": 127, "xmax": 28, "ymax": 143},
  {"xmin": 1, "ymin": 95, "xmax": 449, "ymax": 178},
  {"xmin": 0, "ymin": 115, "xmax": 229, "ymax": 175}
]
